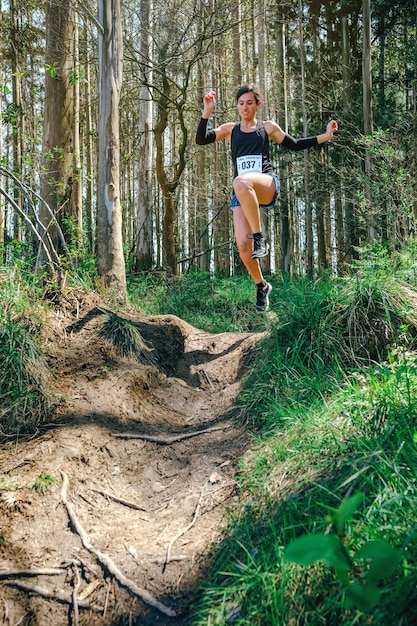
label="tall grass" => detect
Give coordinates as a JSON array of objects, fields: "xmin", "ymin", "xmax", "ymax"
[
  {"xmin": 127, "ymin": 270, "xmax": 273, "ymax": 333},
  {"xmin": 188, "ymin": 248, "xmax": 417, "ymax": 625},
  {"xmin": 0, "ymin": 269, "xmax": 56, "ymax": 438}
]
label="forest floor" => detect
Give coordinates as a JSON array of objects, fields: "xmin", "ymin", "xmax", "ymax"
[{"xmin": 0, "ymin": 291, "xmax": 264, "ymax": 625}]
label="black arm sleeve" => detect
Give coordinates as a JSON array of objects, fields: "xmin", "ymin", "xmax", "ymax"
[
  {"xmin": 281, "ymin": 133, "xmax": 318, "ymax": 152},
  {"xmin": 196, "ymin": 117, "xmax": 216, "ymax": 145}
]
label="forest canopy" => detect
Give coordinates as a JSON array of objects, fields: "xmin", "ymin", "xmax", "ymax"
[{"xmin": 0, "ymin": 0, "xmax": 416, "ymax": 286}]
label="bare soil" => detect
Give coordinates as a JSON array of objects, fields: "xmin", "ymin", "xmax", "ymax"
[{"xmin": 0, "ymin": 292, "xmax": 263, "ymax": 625}]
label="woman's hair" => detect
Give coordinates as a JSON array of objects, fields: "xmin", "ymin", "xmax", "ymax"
[{"xmin": 236, "ymin": 83, "xmax": 262, "ymax": 104}]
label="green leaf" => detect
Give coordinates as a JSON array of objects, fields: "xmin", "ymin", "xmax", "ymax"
[
  {"xmin": 344, "ymin": 582, "xmax": 380, "ymax": 611},
  {"xmin": 335, "ymin": 569, "xmax": 350, "ymax": 585},
  {"xmin": 332, "ymin": 492, "xmax": 363, "ymax": 531},
  {"xmin": 285, "ymin": 534, "xmax": 351, "ymax": 570},
  {"xmin": 355, "ymin": 539, "xmax": 401, "ymax": 582}
]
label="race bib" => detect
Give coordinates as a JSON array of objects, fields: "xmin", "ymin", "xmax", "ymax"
[{"xmin": 236, "ymin": 154, "xmax": 262, "ymax": 176}]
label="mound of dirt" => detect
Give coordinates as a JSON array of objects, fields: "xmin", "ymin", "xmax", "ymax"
[{"xmin": 0, "ymin": 293, "xmax": 264, "ymax": 625}]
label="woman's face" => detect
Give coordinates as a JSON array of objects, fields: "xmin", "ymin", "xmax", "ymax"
[{"xmin": 237, "ymin": 92, "xmax": 259, "ymax": 121}]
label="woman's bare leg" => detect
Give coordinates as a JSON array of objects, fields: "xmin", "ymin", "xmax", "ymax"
[
  {"xmin": 232, "ymin": 173, "xmax": 276, "ymax": 234},
  {"xmin": 233, "ymin": 206, "xmax": 264, "ymax": 283}
]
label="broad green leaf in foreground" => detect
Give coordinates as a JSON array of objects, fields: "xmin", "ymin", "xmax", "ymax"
[
  {"xmin": 285, "ymin": 534, "xmax": 351, "ymax": 570},
  {"xmin": 355, "ymin": 539, "xmax": 401, "ymax": 583}
]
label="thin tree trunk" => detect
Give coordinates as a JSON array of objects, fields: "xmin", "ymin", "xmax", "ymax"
[
  {"xmin": 10, "ymin": 0, "xmax": 23, "ymax": 242},
  {"xmin": 232, "ymin": 0, "xmax": 242, "ymax": 90},
  {"xmin": 298, "ymin": 0, "xmax": 313, "ymax": 278},
  {"xmin": 84, "ymin": 23, "xmax": 95, "ymax": 255},
  {"xmin": 97, "ymin": 0, "xmax": 126, "ymax": 294},
  {"xmin": 0, "ymin": 0, "xmax": 4, "ymax": 262},
  {"xmin": 72, "ymin": 17, "xmax": 82, "ymax": 249},
  {"xmin": 154, "ymin": 81, "xmax": 176, "ymax": 274},
  {"xmin": 213, "ymin": 52, "xmax": 230, "ymax": 275},
  {"xmin": 136, "ymin": 0, "xmax": 153, "ymax": 270},
  {"xmin": 276, "ymin": 12, "xmax": 290, "ymax": 276},
  {"xmin": 341, "ymin": 0, "xmax": 356, "ymax": 267},
  {"xmin": 362, "ymin": 0, "xmax": 374, "ymax": 242}
]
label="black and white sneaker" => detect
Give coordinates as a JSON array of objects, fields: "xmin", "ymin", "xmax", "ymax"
[
  {"xmin": 252, "ymin": 235, "xmax": 269, "ymax": 259},
  {"xmin": 256, "ymin": 281, "xmax": 272, "ymax": 314}
]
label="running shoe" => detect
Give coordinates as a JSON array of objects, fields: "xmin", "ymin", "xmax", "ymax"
[
  {"xmin": 256, "ymin": 281, "xmax": 272, "ymax": 314},
  {"xmin": 252, "ymin": 236, "xmax": 269, "ymax": 259}
]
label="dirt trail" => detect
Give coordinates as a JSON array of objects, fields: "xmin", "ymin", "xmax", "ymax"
[{"xmin": 0, "ymin": 294, "xmax": 263, "ymax": 625}]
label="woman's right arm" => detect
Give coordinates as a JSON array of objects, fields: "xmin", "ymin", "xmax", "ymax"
[{"xmin": 196, "ymin": 90, "xmax": 233, "ymax": 144}]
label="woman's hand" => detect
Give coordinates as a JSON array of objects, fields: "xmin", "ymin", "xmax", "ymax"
[
  {"xmin": 202, "ymin": 90, "xmax": 216, "ymax": 118},
  {"xmin": 326, "ymin": 120, "xmax": 338, "ymax": 138}
]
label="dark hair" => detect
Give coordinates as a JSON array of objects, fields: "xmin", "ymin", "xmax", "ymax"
[{"xmin": 236, "ymin": 83, "xmax": 262, "ymax": 105}]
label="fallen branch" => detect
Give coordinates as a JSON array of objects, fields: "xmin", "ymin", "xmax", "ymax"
[
  {"xmin": 60, "ymin": 471, "xmax": 175, "ymax": 617},
  {"xmin": 91, "ymin": 488, "xmax": 147, "ymax": 512},
  {"xmin": 0, "ymin": 568, "xmax": 64, "ymax": 580},
  {"xmin": 112, "ymin": 425, "xmax": 227, "ymax": 444},
  {"xmin": 4, "ymin": 581, "xmax": 91, "ymax": 608},
  {"xmin": 162, "ymin": 492, "xmax": 203, "ymax": 573}
]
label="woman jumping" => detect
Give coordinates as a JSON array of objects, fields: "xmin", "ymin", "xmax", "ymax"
[{"xmin": 196, "ymin": 83, "xmax": 338, "ymax": 314}]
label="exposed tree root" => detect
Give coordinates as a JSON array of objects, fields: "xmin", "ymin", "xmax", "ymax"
[
  {"xmin": 0, "ymin": 568, "xmax": 64, "ymax": 580},
  {"xmin": 91, "ymin": 487, "xmax": 147, "ymax": 512},
  {"xmin": 113, "ymin": 424, "xmax": 227, "ymax": 444},
  {"xmin": 60, "ymin": 471, "xmax": 176, "ymax": 617},
  {"xmin": 3, "ymin": 580, "xmax": 91, "ymax": 608},
  {"xmin": 162, "ymin": 491, "xmax": 203, "ymax": 574}
]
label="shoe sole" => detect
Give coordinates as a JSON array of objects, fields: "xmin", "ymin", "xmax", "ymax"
[
  {"xmin": 256, "ymin": 282, "xmax": 272, "ymax": 314},
  {"xmin": 252, "ymin": 242, "xmax": 270, "ymax": 259}
]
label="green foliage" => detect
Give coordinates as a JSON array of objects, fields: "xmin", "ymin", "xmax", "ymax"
[
  {"xmin": 45, "ymin": 62, "xmax": 58, "ymax": 78},
  {"xmin": 285, "ymin": 493, "xmax": 401, "ymax": 612},
  {"xmin": 32, "ymin": 473, "xmax": 57, "ymax": 493},
  {"xmin": 0, "ymin": 318, "xmax": 55, "ymax": 438},
  {"xmin": 128, "ymin": 271, "xmax": 271, "ymax": 333},
  {"xmin": 189, "ymin": 259, "xmax": 417, "ymax": 626},
  {"xmin": 0, "ymin": 269, "xmax": 56, "ymax": 439},
  {"xmin": 238, "ymin": 245, "xmax": 417, "ymax": 430}
]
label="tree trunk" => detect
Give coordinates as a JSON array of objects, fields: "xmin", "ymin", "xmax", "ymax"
[
  {"xmin": 232, "ymin": 0, "xmax": 242, "ymax": 90},
  {"xmin": 72, "ymin": 16, "xmax": 82, "ymax": 249},
  {"xmin": 40, "ymin": 0, "xmax": 77, "ymax": 259},
  {"xmin": 84, "ymin": 23, "xmax": 95, "ymax": 255},
  {"xmin": 0, "ymin": 0, "xmax": 4, "ymax": 262},
  {"xmin": 276, "ymin": 11, "xmax": 291, "ymax": 276},
  {"xmin": 136, "ymin": 0, "xmax": 153, "ymax": 270},
  {"xmin": 298, "ymin": 0, "xmax": 313, "ymax": 278},
  {"xmin": 10, "ymin": 0, "xmax": 24, "ymax": 242},
  {"xmin": 97, "ymin": 0, "xmax": 127, "ymax": 295},
  {"xmin": 362, "ymin": 0, "xmax": 374, "ymax": 242}
]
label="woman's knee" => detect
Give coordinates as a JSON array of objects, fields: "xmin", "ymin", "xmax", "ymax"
[
  {"xmin": 236, "ymin": 237, "xmax": 253, "ymax": 258},
  {"xmin": 233, "ymin": 175, "xmax": 252, "ymax": 197}
]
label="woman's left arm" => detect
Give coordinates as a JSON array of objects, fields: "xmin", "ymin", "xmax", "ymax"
[{"xmin": 265, "ymin": 120, "xmax": 338, "ymax": 151}]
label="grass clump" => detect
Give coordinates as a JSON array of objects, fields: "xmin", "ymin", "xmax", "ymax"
[
  {"xmin": 0, "ymin": 272, "xmax": 56, "ymax": 439},
  {"xmin": 32, "ymin": 473, "xmax": 57, "ymax": 493},
  {"xmin": 99, "ymin": 311, "xmax": 157, "ymax": 366}
]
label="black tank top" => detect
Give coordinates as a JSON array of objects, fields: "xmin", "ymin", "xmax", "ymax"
[{"xmin": 230, "ymin": 121, "xmax": 273, "ymax": 178}]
